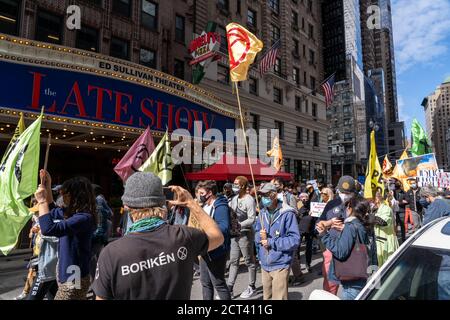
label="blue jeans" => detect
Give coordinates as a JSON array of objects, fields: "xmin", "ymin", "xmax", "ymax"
[{"xmin": 340, "ymin": 279, "xmax": 367, "ymax": 300}]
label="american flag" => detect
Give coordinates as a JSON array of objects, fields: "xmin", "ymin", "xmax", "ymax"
[
  {"xmin": 321, "ymin": 73, "xmax": 336, "ymax": 107},
  {"xmin": 258, "ymin": 40, "xmax": 281, "ymax": 77}
]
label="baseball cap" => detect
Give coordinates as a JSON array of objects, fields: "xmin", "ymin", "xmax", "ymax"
[
  {"xmin": 258, "ymin": 183, "xmax": 277, "ymax": 194},
  {"xmin": 337, "ymin": 176, "xmax": 356, "ymax": 193}
]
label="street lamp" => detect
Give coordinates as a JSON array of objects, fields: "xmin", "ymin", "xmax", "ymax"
[{"xmin": 369, "ymin": 119, "xmax": 380, "ymax": 132}]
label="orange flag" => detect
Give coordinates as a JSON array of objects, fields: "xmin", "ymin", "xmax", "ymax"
[
  {"xmin": 226, "ymin": 23, "xmax": 263, "ymax": 82},
  {"xmin": 267, "ymin": 136, "xmax": 283, "ymax": 172},
  {"xmin": 382, "ymin": 155, "xmax": 393, "ymax": 178}
]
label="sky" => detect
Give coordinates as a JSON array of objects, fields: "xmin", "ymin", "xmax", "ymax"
[{"xmin": 391, "ymin": 0, "xmax": 450, "ymax": 138}]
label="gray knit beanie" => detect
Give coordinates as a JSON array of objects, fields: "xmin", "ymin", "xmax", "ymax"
[{"xmin": 122, "ymin": 172, "xmax": 166, "ymax": 208}]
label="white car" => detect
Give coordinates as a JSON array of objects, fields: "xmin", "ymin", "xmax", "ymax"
[{"xmin": 310, "ymin": 216, "xmax": 450, "ymax": 300}]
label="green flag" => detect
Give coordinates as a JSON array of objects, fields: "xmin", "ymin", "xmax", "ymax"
[
  {"xmin": 410, "ymin": 118, "xmax": 432, "ymax": 157},
  {"xmin": 139, "ymin": 130, "xmax": 173, "ymax": 185},
  {"xmin": 0, "ymin": 114, "xmax": 42, "ymax": 255},
  {"xmin": 0, "ymin": 112, "xmax": 26, "ymax": 166}
]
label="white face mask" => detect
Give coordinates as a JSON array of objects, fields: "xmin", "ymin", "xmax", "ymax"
[{"xmin": 339, "ymin": 193, "xmax": 353, "ymax": 204}]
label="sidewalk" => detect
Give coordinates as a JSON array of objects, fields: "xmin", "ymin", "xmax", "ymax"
[{"xmin": 0, "ymin": 248, "xmax": 32, "ymax": 259}]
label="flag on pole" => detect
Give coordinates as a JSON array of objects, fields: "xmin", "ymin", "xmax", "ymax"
[
  {"xmin": 114, "ymin": 127, "xmax": 155, "ymax": 182},
  {"xmin": 0, "ymin": 113, "xmax": 43, "ymax": 255},
  {"xmin": 391, "ymin": 149, "xmax": 409, "ymax": 179},
  {"xmin": 0, "ymin": 112, "xmax": 26, "ymax": 166},
  {"xmin": 382, "ymin": 155, "xmax": 393, "ymax": 178},
  {"xmin": 364, "ymin": 130, "xmax": 384, "ymax": 199},
  {"xmin": 266, "ymin": 136, "xmax": 283, "ymax": 172},
  {"xmin": 226, "ymin": 23, "xmax": 263, "ymax": 82},
  {"xmin": 321, "ymin": 73, "xmax": 336, "ymax": 107},
  {"xmin": 410, "ymin": 118, "xmax": 432, "ymax": 157},
  {"xmin": 258, "ymin": 40, "xmax": 281, "ymax": 78},
  {"xmin": 139, "ymin": 130, "xmax": 173, "ymax": 185}
]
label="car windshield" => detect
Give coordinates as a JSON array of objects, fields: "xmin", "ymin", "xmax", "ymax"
[{"xmin": 367, "ymin": 246, "xmax": 450, "ymax": 300}]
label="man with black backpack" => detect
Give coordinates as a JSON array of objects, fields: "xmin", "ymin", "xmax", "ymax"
[{"xmin": 227, "ymin": 176, "xmax": 257, "ymax": 299}]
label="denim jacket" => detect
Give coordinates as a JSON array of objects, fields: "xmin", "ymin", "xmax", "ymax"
[{"xmin": 37, "ymin": 234, "xmax": 59, "ymax": 282}]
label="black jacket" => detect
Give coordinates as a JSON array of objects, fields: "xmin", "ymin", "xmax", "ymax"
[{"xmin": 406, "ymin": 189, "xmax": 423, "ymax": 213}]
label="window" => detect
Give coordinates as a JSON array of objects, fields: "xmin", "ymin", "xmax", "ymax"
[
  {"xmin": 0, "ymin": 0, "xmax": 21, "ymax": 35},
  {"xmin": 217, "ymin": 64, "xmax": 229, "ymax": 84},
  {"xmin": 274, "ymin": 120, "xmax": 284, "ymax": 139},
  {"xmin": 309, "ymin": 49, "xmax": 315, "ymax": 64},
  {"xmin": 142, "ymin": 0, "xmax": 157, "ymax": 30},
  {"xmin": 112, "ymin": 0, "xmax": 131, "ymax": 17},
  {"xmin": 296, "ymin": 127, "xmax": 303, "ymax": 143},
  {"xmin": 249, "ymin": 77, "xmax": 258, "ymax": 95},
  {"xmin": 293, "ymin": 39, "xmax": 300, "ymax": 56},
  {"xmin": 76, "ymin": 25, "xmax": 99, "ymax": 52},
  {"xmin": 365, "ymin": 246, "xmax": 450, "ymax": 300},
  {"xmin": 174, "ymin": 59, "xmax": 185, "ymax": 80},
  {"xmin": 284, "ymin": 158, "xmax": 291, "ymax": 173},
  {"xmin": 175, "ymin": 15, "xmax": 185, "ymax": 43},
  {"xmin": 251, "ymin": 113, "xmax": 259, "ymax": 130},
  {"xmin": 306, "ymin": 129, "xmax": 310, "ymax": 143},
  {"xmin": 303, "ymin": 44, "xmax": 306, "ymax": 57},
  {"xmin": 270, "ymin": 24, "xmax": 280, "ymax": 44},
  {"xmin": 293, "ymin": 67, "xmax": 300, "ymax": 85},
  {"xmin": 218, "ymin": 26, "xmax": 228, "ymax": 54},
  {"xmin": 343, "ymin": 104, "xmax": 351, "ymax": 114},
  {"xmin": 35, "ymin": 10, "xmax": 63, "ymax": 44},
  {"xmin": 307, "ymin": 0, "xmax": 313, "ymax": 11},
  {"xmin": 310, "ymin": 76, "xmax": 316, "ymax": 90},
  {"xmin": 292, "ymin": 11, "xmax": 298, "ymax": 27},
  {"xmin": 314, "ymin": 163, "xmax": 327, "ymax": 183},
  {"xmin": 247, "ymin": 9, "xmax": 256, "ymax": 28},
  {"xmin": 301, "ymin": 160, "xmax": 311, "ymax": 181},
  {"xmin": 305, "ymin": 99, "xmax": 309, "ymax": 114},
  {"xmin": 312, "ymin": 103, "xmax": 317, "ymax": 117},
  {"xmin": 344, "ymin": 118, "xmax": 351, "ymax": 126},
  {"xmin": 269, "ymin": 0, "xmax": 280, "ymax": 14},
  {"xmin": 274, "ymin": 87, "xmax": 282, "ymax": 104},
  {"xmin": 344, "ymin": 132, "xmax": 353, "ymax": 141},
  {"xmin": 295, "ymin": 96, "xmax": 301, "ymax": 111},
  {"xmin": 140, "ymin": 48, "xmax": 156, "ymax": 68},
  {"xmin": 308, "ymin": 23, "xmax": 314, "ymax": 39},
  {"xmin": 313, "ymin": 131, "xmax": 319, "ymax": 147},
  {"xmin": 110, "ymin": 37, "xmax": 129, "ymax": 60},
  {"xmin": 217, "ymin": 0, "xmax": 229, "ymax": 11},
  {"xmin": 302, "ymin": 17, "xmax": 305, "ymax": 30},
  {"xmin": 236, "ymin": 0, "xmax": 241, "ymax": 14},
  {"xmin": 274, "ymin": 58, "xmax": 281, "ymax": 75}
]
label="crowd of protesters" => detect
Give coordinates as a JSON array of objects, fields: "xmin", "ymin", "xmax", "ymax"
[{"xmin": 13, "ymin": 169, "xmax": 450, "ymax": 301}]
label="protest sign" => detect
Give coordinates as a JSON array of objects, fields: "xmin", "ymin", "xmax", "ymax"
[
  {"xmin": 310, "ymin": 202, "xmax": 327, "ymax": 218},
  {"xmin": 394, "ymin": 153, "xmax": 438, "ymax": 191},
  {"xmin": 417, "ymin": 169, "xmax": 443, "ymax": 187}
]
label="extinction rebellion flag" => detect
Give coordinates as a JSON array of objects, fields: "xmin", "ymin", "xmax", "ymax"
[{"xmin": 0, "ymin": 113, "xmax": 42, "ymax": 255}]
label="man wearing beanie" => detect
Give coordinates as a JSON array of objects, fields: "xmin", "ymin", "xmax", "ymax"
[{"xmin": 92, "ymin": 172, "xmax": 224, "ymax": 300}]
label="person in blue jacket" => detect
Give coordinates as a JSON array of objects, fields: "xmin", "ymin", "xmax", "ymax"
[
  {"xmin": 255, "ymin": 183, "xmax": 300, "ymax": 300},
  {"xmin": 34, "ymin": 170, "xmax": 97, "ymax": 300},
  {"xmin": 316, "ymin": 197, "xmax": 371, "ymax": 300},
  {"xmin": 196, "ymin": 180, "xmax": 231, "ymax": 300},
  {"xmin": 420, "ymin": 186, "xmax": 450, "ymax": 225}
]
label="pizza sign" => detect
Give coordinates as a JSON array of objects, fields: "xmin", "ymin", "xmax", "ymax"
[{"xmin": 189, "ymin": 31, "xmax": 221, "ymax": 66}]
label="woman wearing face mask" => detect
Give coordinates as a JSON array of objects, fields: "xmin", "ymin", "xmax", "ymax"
[
  {"xmin": 34, "ymin": 170, "xmax": 97, "ymax": 300},
  {"xmin": 373, "ymin": 192, "xmax": 399, "ymax": 267},
  {"xmin": 316, "ymin": 198, "xmax": 371, "ymax": 300}
]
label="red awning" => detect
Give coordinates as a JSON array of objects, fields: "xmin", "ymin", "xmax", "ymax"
[{"xmin": 185, "ymin": 155, "xmax": 293, "ymax": 181}]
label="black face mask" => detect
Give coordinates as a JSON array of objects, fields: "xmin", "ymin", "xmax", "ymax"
[{"xmin": 200, "ymin": 194, "xmax": 211, "ymax": 204}]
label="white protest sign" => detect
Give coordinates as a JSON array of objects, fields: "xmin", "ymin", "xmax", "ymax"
[
  {"xmin": 437, "ymin": 172, "xmax": 450, "ymax": 188},
  {"xmin": 310, "ymin": 202, "xmax": 327, "ymax": 218},
  {"xmin": 417, "ymin": 169, "xmax": 443, "ymax": 187}
]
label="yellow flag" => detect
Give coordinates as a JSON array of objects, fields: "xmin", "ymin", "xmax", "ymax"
[
  {"xmin": 267, "ymin": 136, "xmax": 283, "ymax": 171},
  {"xmin": 364, "ymin": 130, "xmax": 384, "ymax": 199},
  {"xmin": 391, "ymin": 149, "xmax": 408, "ymax": 179},
  {"xmin": 226, "ymin": 23, "xmax": 263, "ymax": 82}
]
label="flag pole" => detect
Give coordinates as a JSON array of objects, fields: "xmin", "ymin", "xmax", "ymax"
[
  {"xmin": 42, "ymin": 133, "xmax": 51, "ymax": 185},
  {"xmin": 233, "ymin": 82, "xmax": 263, "ymax": 226}
]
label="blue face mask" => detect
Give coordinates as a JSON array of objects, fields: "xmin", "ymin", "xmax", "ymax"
[
  {"xmin": 261, "ymin": 197, "xmax": 273, "ymax": 208},
  {"xmin": 419, "ymin": 198, "xmax": 429, "ymax": 208}
]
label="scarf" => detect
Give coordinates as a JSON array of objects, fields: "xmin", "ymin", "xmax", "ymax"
[{"xmin": 126, "ymin": 217, "xmax": 165, "ymax": 235}]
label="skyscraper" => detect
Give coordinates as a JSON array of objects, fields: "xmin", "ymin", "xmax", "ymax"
[{"xmin": 323, "ymin": 0, "xmax": 367, "ymax": 181}]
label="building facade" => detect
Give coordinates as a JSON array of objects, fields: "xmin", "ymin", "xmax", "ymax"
[
  {"xmin": 0, "ymin": 0, "xmax": 331, "ymax": 184},
  {"xmin": 191, "ymin": 0, "xmax": 331, "ymax": 183},
  {"xmin": 424, "ymin": 77, "xmax": 450, "ymax": 170}
]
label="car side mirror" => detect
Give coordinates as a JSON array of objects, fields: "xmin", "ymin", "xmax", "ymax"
[{"xmin": 309, "ymin": 289, "xmax": 341, "ymax": 300}]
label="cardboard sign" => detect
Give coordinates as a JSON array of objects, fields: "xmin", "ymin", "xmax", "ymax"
[
  {"xmin": 417, "ymin": 169, "xmax": 443, "ymax": 187},
  {"xmin": 310, "ymin": 202, "xmax": 327, "ymax": 218},
  {"xmin": 395, "ymin": 153, "xmax": 438, "ymax": 191}
]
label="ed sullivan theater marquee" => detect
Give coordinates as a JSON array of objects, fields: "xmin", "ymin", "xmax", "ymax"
[{"xmin": 0, "ymin": 33, "xmax": 239, "ymax": 188}]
